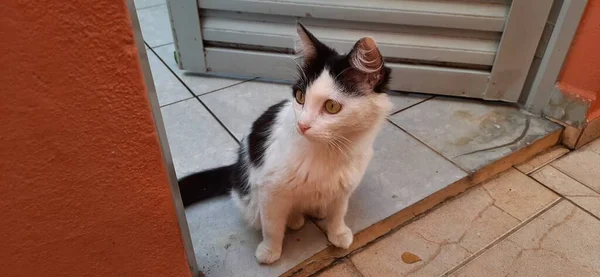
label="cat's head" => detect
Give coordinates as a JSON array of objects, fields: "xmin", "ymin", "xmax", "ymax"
[{"xmin": 291, "ymin": 23, "xmax": 392, "ymax": 142}]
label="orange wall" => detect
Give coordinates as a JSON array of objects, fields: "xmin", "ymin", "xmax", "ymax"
[
  {"xmin": 0, "ymin": 1, "xmax": 193, "ymax": 277},
  {"xmin": 558, "ymin": 0, "xmax": 600, "ymax": 121}
]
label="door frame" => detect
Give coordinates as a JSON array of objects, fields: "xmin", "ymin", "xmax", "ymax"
[
  {"xmin": 522, "ymin": 0, "xmax": 588, "ymax": 115},
  {"xmin": 126, "ymin": 1, "xmax": 200, "ymax": 276}
]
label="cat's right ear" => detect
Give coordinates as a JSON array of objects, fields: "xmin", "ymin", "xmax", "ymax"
[{"xmin": 296, "ymin": 22, "xmax": 322, "ymax": 63}]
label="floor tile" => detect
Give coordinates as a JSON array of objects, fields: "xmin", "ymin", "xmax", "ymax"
[
  {"xmin": 515, "ymin": 146, "xmax": 569, "ymax": 174},
  {"xmin": 482, "ymin": 169, "xmax": 558, "ymax": 221},
  {"xmin": 137, "ymin": 5, "xmax": 173, "ymax": 47},
  {"xmin": 160, "ymin": 99, "xmax": 238, "ymax": 178},
  {"xmin": 576, "ymin": 121, "xmax": 600, "ymax": 148},
  {"xmin": 531, "ymin": 166, "xmax": 600, "ymax": 218},
  {"xmin": 315, "ymin": 260, "xmax": 362, "ymax": 277},
  {"xmin": 387, "ymin": 91, "xmax": 431, "ymax": 114},
  {"xmin": 146, "ymin": 49, "xmax": 192, "ymax": 106},
  {"xmin": 584, "ymin": 138, "xmax": 600, "ymax": 154},
  {"xmin": 338, "ymin": 122, "xmax": 467, "ymax": 233},
  {"xmin": 186, "ymin": 196, "xmax": 328, "ymax": 277},
  {"xmin": 153, "ymin": 44, "xmax": 249, "ymax": 96},
  {"xmin": 390, "ymin": 97, "xmax": 561, "ymax": 173},
  {"xmin": 134, "ymin": 0, "xmax": 164, "ymax": 9},
  {"xmin": 451, "ymin": 201, "xmax": 600, "ymax": 277},
  {"xmin": 350, "ymin": 168, "xmax": 557, "ymax": 277},
  {"xmin": 200, "ymin": 81, "xmax": 291, "ymax": 140},
  {"xmin": 552, "ymin": 148, "xmax": 600, "ymax": 194}
]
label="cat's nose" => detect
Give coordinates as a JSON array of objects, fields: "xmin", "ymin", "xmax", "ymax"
[{"xmin": 297, "ymin": 122, "xmax": 311, "ymax": 134}]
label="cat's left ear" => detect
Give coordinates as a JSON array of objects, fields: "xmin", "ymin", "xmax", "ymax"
[
  {"xmin": 296, "ymin": 22, "xmax": 326, "ymax": 63},
  {"xmin": 348, "ymin": 37, "xmax": 390, "ymax": 92}
]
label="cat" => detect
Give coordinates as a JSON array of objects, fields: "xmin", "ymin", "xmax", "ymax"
[{"xmin": 178, "ymin": 23, "xmax": 392, "ymax": 264}]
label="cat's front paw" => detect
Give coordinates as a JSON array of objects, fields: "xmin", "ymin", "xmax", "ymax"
[
  {"xmin": 255, "ymin": 241, "xmax": 281, "ymax": 264},
  {"xmin": 327, "ymin": 225, "xmax": 353, "ymax": 249}
]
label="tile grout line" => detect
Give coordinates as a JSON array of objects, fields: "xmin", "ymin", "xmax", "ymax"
[
  {"xmin": 387, "ymin": 119, "xmax": 470, "ymax": 174},
  {"xmin": 149, "ymin": 41, "xmax": 176, "ymax": 49},
  {"xmin": 439, "ymin": 198, "xmax": 563, "ymax": 276},
  {"xmin": 513, "ymin": 147, "xmax": 570, "ymax": 175},
  {"xmin": 195, "ymin": 77, "xmax": 259, "ymax": 97},
  {"xmin": 194, "ymin": 95, "xmax": 241, "ymax": 145},
  {"xmin": 159, "ymin": 96, "xmax": 196, "ymax": 108},
  {"xmin": 529, "ymin": 167, "xmax": 600, "ymax": 222},
  {"xmin": 346, "ymin": 258, "xmax": 367, "ymax": 277},
  {"xmin": 388, "ymin": 95, "xmax": 434, "ymax": 116},
  {"xmin": 147, "ymin": 44, "xmax": 257, "ymax": 98},
  {"xmin": 135, "ymin": 3, "xmax": 166, "ymax": 11},
  {"xmin": 549, "ymin": 163, "xmax": 600, "ymax": 197},
  {"xmin": 146, "ymin": 46, "xmax": 242, "ymax": 144}
]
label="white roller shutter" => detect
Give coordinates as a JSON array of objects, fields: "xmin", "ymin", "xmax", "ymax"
[{"xmin": 168, "ymin": 0, "xmax": 553, "ymax": 102}]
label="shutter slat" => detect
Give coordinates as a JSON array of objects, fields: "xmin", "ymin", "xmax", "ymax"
[
  {"xmin": 198, "ymin": 0, "xmax": 509, "ymax": 31},
  {"xmin": 204, "ymin": 47, "xmax": 490, "ymax": 97},
  {"xmin": 202, "ymin": 17, "xmax": 498, "ymax": 65}
]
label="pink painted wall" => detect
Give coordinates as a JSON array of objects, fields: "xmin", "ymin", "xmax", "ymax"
[
  {"xmin": 0, "ymin": 1, "xmax": 193, "ymax": 276},
  {"xmin": 557, "ymin": 0, "xmax": 600, "ymax": 121}
]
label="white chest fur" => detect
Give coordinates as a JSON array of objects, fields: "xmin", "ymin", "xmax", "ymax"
[{"xmin": 248, "ymin": 103, "xmax": 376, "ymax": 211}]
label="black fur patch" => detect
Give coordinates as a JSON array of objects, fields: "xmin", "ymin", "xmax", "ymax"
[
  {"xmin": 248, "ymin": 99, "xmax": 288, "ymax": 167},
  {"xmin": 293, "ymin": 24, "xmax": 391, "ymax": 97}
]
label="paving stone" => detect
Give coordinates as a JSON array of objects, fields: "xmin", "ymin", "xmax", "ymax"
[
  {"xmin": 451, "ymin": 201, "xmax": 600, "ymax": 277},
  {"xmin": 351, "ymin": 168, "xmax": 557, "ymax": 277}
]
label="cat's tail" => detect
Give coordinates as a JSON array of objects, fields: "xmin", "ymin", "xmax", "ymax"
[{"xmin": 177, "ymin": 165, "xmax": 234, "ymax": 207}]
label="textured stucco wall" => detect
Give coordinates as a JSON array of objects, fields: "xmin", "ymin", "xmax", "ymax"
[
  {"xmin": 0, "ymin": 1, "xmax": 192, "ymax": 276},
  {"xmin": 558, "ymin": 0, "xmax": 600, "ymax": 121}
]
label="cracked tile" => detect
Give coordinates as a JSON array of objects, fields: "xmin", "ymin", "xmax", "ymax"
[
  {"xmin": 350, "ymin": 168, "xmax": 556, "ymax": 277},
  {"xmin": 531, "ymin": 166, "xmax": 600, "ymax": 218},
  {"xmin": 552, "ymin": 148, "xmax": 600, "ymax": 194},
  {"xmin": 515, "ymin": 146, "xmax": 569, "ymax": 174},
  {"xmin": 451, "ymin": 201, "xmax": 600, "ymax": 276},
  {"xmin": 389, "ymin": 97, "xmax": 561, "ymax": 172},
  {"xmin": 352, "ymin": 228, "xmax": 471, "ymax": 277},
  {"xmin": 482, "ymin": 169, "xmax": 558, "ymax": 221},
  {"xmin": 315, "ymin": 260, "xmax": 362, "ymax": 277}
]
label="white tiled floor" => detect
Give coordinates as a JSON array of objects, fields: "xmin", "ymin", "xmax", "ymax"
[
  {"xmin": 152, "ymin": 44, "xmax": 252, "ymax": 96},
  {"xmin": 390, "ymin": 97, "xmax": 561, "ymax": 172},
  {"xmin": 136, "ymin": 7, "xmax": 562, "ymax": 276},
  {"xmin": 137, "ymin": 5, "xmax": 173, "ymax": 47},
  {"xmin": 146, "ymin": 49, "xmax": 192, "ymax": 106}
]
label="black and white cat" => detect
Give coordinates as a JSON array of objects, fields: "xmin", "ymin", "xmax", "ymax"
[{"xmin": 178, "ymin": 23, "xmax": 392, "ymax": 264}]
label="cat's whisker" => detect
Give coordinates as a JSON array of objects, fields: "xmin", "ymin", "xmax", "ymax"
[
  {"xmin": 289, "ymin": 57, "xmax": 308, "ymax": 84},
  {"xmin": 274, "ymin": 66, "xmax": 300, "ymax": 80}
]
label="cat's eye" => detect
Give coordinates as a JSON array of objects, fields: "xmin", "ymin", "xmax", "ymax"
[
  {"xmin": 324, "ymin": 100, "xmax": 342, "ymax": 114},
  {"xmin": 295, "ymin": 90, "xmax": 305, "ymax": 105}
]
